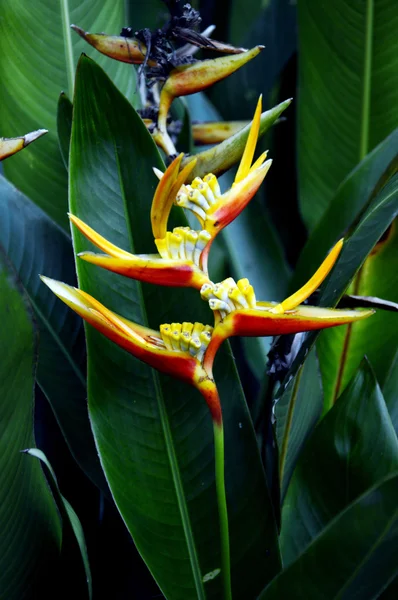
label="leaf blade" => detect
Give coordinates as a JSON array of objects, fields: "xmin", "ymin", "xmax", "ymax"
[
  {"xmin": 0, "ymin": 249, "xmax": 62, "ymax": 598},
  {"xmin": 0, "ymin": 0, "xmax": 137, "ymax": 228}
]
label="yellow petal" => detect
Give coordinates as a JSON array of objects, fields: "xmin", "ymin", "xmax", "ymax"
[
  {"xmin": 150, "ymin": 155, "xmax": 197, "ymax": 239},
  {"xmin": 69, "ymin": 214, "xmax": 134, "ymax": 260},
  {"xmin": 273, "ymin": 239, "xmax": 344, "ymax": 313},
  {"xmin": 234, "ymin": 96, "xmax": 262, "ymax": 184}
]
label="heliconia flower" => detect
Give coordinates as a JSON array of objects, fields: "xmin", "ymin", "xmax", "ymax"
[
  {"xmin": 175, "ymin": 97, "xmax": 272, "ymax": 264},
  {"xmin": 69, "ymin": 155, "xmax": 212, "ymax": 289},
  {"xmin": 0, "ymin": 129, "xmax": 47, "ymax": 161},
  {"xmin": 40, "ymin": 277, "xmax": 222, "ymax": 424},
  {"xmin": 71, "ymin": 25, "xmax": 150, "ymax": 65},
  {"xmin": 157, "ymin": 46, "xmax": 263, "ymax": 155},
  {"xmin": 199, "ymin": 239, "xmax": 374, "ymax": 372}
]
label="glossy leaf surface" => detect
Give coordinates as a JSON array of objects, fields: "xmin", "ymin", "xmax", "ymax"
[
  {"xmin": 0, "ymin": 174, "xmax": 106, "ymax": 493},
  {"xmin": 294, "ymin": 128, "xmax": 398, "ymax": 288},
  {"xmin": 0, "ymin": 0, "xmax": 137, "ymax": 228},
  {"xmin": 383, "ymin": 349, "xmax": 398, "ymax": 436},
  {"xmin": 260, "ymin": 474, "xmax": 398, "ymax": 599},
  {"xmin": 298, "ymin": 0, "xmax": 398, "ymax": 230},
  {"xmin": 69, "ymin": 56, "xmax": 280, "ymax": 600},
  {"xmin": 277, "ymin": 173, "xmax": 398, "ymax": 409},
  {"xmin": 57, "ymin": 92, "xmax": 74, "ymax": 169},
  {"xmin": 318, "ymin": 218, "xmax": 398, "ymax": 407},
  {"xmin": 280, "ymin": 360, "xmax": 398, "ymax": 565},
  {"xmin": 210, "ymin": 0, "xmax": 296, "ymax": 119},
  {"xmin": 0, "ymin": 250, "xmax": 61, "ymax": 598},
  {"xmin": 26, "ymin": 448, "xmax": 92, "ymax": 600},
  {"xmin": 275, "ymin": 347, "xmax": 323, "ymax": 500}
]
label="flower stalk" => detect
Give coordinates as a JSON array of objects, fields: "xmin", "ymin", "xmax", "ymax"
[{"xmin": 213, "ymin": 418, "xmax": 232, "ymax": 600}]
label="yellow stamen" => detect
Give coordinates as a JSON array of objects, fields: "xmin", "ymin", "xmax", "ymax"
[
  {"xmin": 271, "ymin": 239, "xmax": 344, "ymax": 314},
  {"xmin": 201, "ymin": 277, "xmax": 257, "ymax": 318},
  {"xmin": 234, "ymin": 95, "xmax": 262, "ymax": 184},
  {"xmin": 155, "ymin": 227, "xmax": 211, "ymax": 268},
  {"xmin": 160, "ymin": 321, "xmax": 213, "ymax": 362}
]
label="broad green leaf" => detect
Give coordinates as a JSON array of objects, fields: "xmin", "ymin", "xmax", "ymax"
[
  {"xmin": 280, "ymin": 359, "xmax": 398, "ymax": 566},
  {"xmin": 26, "ymin": 448, "xmax": 92, "ymax": 600},
  {"xmin": 69, "ymin": 56, "xmax": 281, "ymax": 600},
  {"xmin": 277, "ymin": 173, "xmax": 398, "ymax": 409},
  {"xmin": 0, "ymin": 174, "xmax": 107, "ymax": 493},
  {"xmin": 0, "ymin": 249, "xmax": 61, "ymax": 598},
  {"xmin": 383, "ymin": 349, "xmax": 398, "ymax": 436},
  {"xmin": 259, "ymin": 473, "xmax": 398, "ymax": 600},
  {"xmin": 57, "ymin": 92, "xmax": 73, "ymax": 169},
  {"xmin": 275, "ymin": 347, "xmax": 323, "ymax": 501},
  {"xmin": 317, "ymin": 218, "xmax": 398, "ymax": 408},
  {"xmin": 298, "ymin": 0, "xmax": 398, "ymax": 230},
  {"xmin": 293, "ymin": 128, "xmax": 398, "ymax": 288},
  {"xmin": 210, "ymin": 0, "xmax": 297, "ymax": 119},
  {"xmin": 0, "ymin": 0, "xmax": 138, "ymax": 229}
]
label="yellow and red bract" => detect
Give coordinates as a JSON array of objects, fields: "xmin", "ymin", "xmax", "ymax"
[
  {"xmin": 200, "ymin": 240, "xmax": 374, "ymax": 372},
  {"xmin": 40, "ymin": 276, "xmax": 222, "ymax": 424}
]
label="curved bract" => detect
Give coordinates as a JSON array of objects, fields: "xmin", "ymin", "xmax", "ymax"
[{"xmin": 0, "ymin": 129, "xmax": 47, "ymax": 161}]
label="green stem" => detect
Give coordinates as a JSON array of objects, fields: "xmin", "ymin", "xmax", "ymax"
[{"xmin": 213, "ymin": 419, "xmax": 232, "ymax": 600}]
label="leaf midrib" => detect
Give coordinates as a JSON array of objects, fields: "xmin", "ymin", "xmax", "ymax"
[
  {"xmin": 112, "ymin": 137, "xmax": 206, "ymax": 599},
  {"xmin": 279, "ymin": 365, "xmax": 304, "ymax": 486},
  {"xmin": 60, "ymin": 0, "xmax": 74, "ymax": 97}
]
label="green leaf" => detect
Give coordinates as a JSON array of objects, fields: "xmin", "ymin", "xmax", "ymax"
[
  {"xmin": 293, "ymin": 128, "xmax": 398, "ymax": 289},
  {"xmin": 0, "ymin": 174, "xmax": 107, "ymax": 494},
  {"xmin": 280, "ymin": 359, "xmax": 398, "ymax": 566},
  {"xmin": 69, "ymin": 55, "xmax": 281, "ymax": 600},
  {"xmin": 317, "ymin": 218, "xmax": 398, "ymax": 408},
  {"xmin": 57, "ymin": 92, "xmax": 73, "ymax": 169},
  {"xmin": 275, "ymin": 347, "xmax": 323, "ymax": 501},
  {"xmin": 210, "ymin": 0, "xmax": 297, "ymax": 119},
  {"xmin": 383, "ymin": 349, "xmax": 398, "ymax": 435},
  {"xmin": 259, "ymin": 473, "xmax": 398, "ymax": 600},
  {"xmin": 0, "ymin": 249, "xmax": 62, "ymax": 598},
  {"xmin": 26, "ymin": 448, "xmax": 92, "ymax": 600},
  {"xmin": 277, "ymin": 173, "xmax": 398, "ymax": 414},
  {"xmin": 298, "ymin": 0, "xmax": 398, "ymax": 230},
  {"xmin": 0, "ymin": 0, "xmax": 138, "ymax": 229}
]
